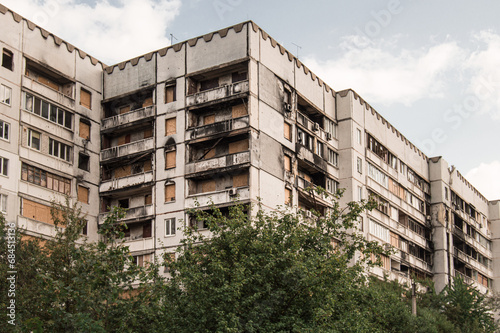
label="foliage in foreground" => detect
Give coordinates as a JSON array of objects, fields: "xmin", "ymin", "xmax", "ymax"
[{"xmin": 0, "ymin": 195, "xmax": 497, "ymax": 332}]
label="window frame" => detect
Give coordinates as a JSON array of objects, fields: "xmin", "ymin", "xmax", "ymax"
[
  {"xmin": 23, "ymin": 92, "xmax": 73, "ymax": 130},
  {"xmin": 48, "ymin": 138, "xmax": 72, "ymax": 162},
  {"xmin": 165, "ymin": 217, "xmax": 176, "ymax": 236},
  {"xmin": 80, "ymin": 88, "xmax": 92, "ymax": 109},
  {"xmin": 28, "ymin": 129, "xmax": 41, "ymax": 150},
  {"xmin": 0, "ymin": 84, "xmax": 12, "ymax": 106},
  {"xmin": 0, "ymin": 120, "xmax": 9, "ymax": 141},
  {"xmin": 0, "ymin": 194, "xmax": 7, "ymax": 213},
  {"xmin": 2, "ymin": 48, "xmax": 13, "ymax": 71},
  {"xmin": 0, "ymin": 156, "xmax": 8, "ymax": 176}
]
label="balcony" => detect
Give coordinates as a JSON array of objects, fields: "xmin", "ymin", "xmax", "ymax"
[
  {"xmin": 100, "ymin": 138, "xmax": 154, "ymax": 162},
  {"xmin": 22, "ymin": 76, "xmax": 75, "ymax": 109},
  {"xmin": 101, "ymin": 106, "xmax": 155, "ymax": 132},
  {"xmin": 186, "ymin": 152, "xmax": 250, "ymax": 175},
  {"xmin": 100, "ymin": 171, "xmax": 154, "ymax": 193},
  {"xmin": 99, "ymin": 204, "xmax": 154, "ymax": 224},
  {"xmin": 125, "ymin": 237, "xmax": 155, "ymax": 253},
  {"xmin": 296, "ymin": 111, "xmax": 332, "ymax": 142},
  {"xmin": 186, "ymin": 116, "xmax": 249, "ymax": 141},
  {"xmin": 186, "ymin": 187, "xmax": 250, "ymax": 208},
  {"xmin": 295, "ymin": 176, "xmax": 332, "ymax": 204},
  {"xmin": 186, "ymin": 80, "xmax": 249, "ymax": 107}
]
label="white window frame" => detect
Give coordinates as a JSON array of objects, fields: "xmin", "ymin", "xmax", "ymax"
[
  {"xmin": 356, "ymin": 128, "xmax": 362, "ymax": 144},
  {"xmin": 0, "ymin": 157, "xmax": 7, "ymax": 176},
  {"xmin": 28, "ymin": 129, "xmax": 41, "ymax": 150},
  {"xmin": 358, "ymin": 186, "xmax": 363, "ymax": 201},
  {"xmin": 0, "ymin": 194, "xmax": 6, "ymax": 213},
  {"xmin": 316, "ymin": 140, "xmax": 324, "ymax": 158},
  {"xmin": 23, "ymin": 92, "xmax": 73, "ymax": 130},
  {"xmin": 0, "ymin": 120, "xmax": 9, "ymax": 141},
  {"xmin": 369, "ymin": 219, "xmax": 389, "ymax": 242},
  {"xmin": 328, "ymin": 148, "xmax": 338, "ymax": 167},
  {"xmin": 165, "ymin": 217, "xmax": 176, "ymax": 236},
  {"xmin": 48, "ymin": 138, "xmax": 71, "ymax": 162},
  {"xmin": 357, "ymin": 157, "xmax": 363, "ymax": 174},
  {"xmin": 0, "ymin": 84, "xmax": 12, "ymax": 106},
  {"xmin": 326, "ymin": 178, "xmax": 338, "ymax": 194}
]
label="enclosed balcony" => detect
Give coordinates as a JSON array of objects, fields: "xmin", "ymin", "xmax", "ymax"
[
  {"xmin": 100, "ymin": 171, "xmax": 154, "ymax": 193},
  {"xmin": 100, "ymin": 138, "xmax": 154, "ymax": 162},
  {"xmin": 187, "ymin": 116, "xmax": 249, "ymax": 141},
  {"xmin": 186, "ymin": 80, "xmax": 249, "ymax": 107},
  {"xmin": 186, "ymin": 151, "xmax": 250, "ymax": 175},
  {"xmin": 101, "ymin": 106, "xmax": 154, "ymax": 133},
  {"xmin": 99, "ymin": 204, "xmax": 154, "ymax": 224}
]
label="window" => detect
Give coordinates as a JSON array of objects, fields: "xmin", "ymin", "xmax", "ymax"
[
  {"xmin": 118, "ymin": 199, "xmax": 129, "ymax": 209},
  {"xmin": 21, "ymin": 163, "xmax": 71, "ymax": 194},
  {"xmin": 232, "ymin": 103, "xmax": 247, "ymax": 118},
  {"xmin": 328, "ymin": 149, "xmax": 338, "ymax": 167},
  {"xmin": 444, "ymin": 187, "xmax": 449, "ymax": 200},
  {"xmin": 0, "ymin": 194, "xmax": 6, "ymax": 213},
  {"xmin": 78, "ymin": 153, "xmax": 90, "ymax": 171},
  {"xmin": 285, "ymin": 188, "xmax": 292, "ymax": 205},
  {"xmin": 2, "ymin": 49, "xmax": 13, "ymax": 71},
  {"xmin": 165, "ymin": 150, "xmax": 176, "ymax": 169},
  {"xmin": 399, "ymin": 161, "xmax": 407, "ymax": 175},
  {"xmin": 28, "ymin": 129, "xmax": 41, "ymax": 150},
  {"xmin": 165, "ymin": 83, "xmax": 176, "ymax": 103},
  {"xmin": 388, "ymin": 152, "xmax": 398, "ymax": 169},
  {"xmin": 165, "ymin": 218, "xmax": 176, "ymax": 236},
  {"xmin": 24, "ymin": 93, "xmax": 72, "ymax": 129},
  {"xmin": 0, "ymin": 157, "xmax": 7, "ymax": 176},
  {"xmin": 0, "ymin": 84, "xmax": 11, "ymax": 105},
  {"xmin": 358, "ymin": 186, "xmax": 363, "ymax": 201},
  {"xmin": 0, "ymin": 120, "xmax": 9, "ymax": 140},
  {"xmin": 82, "ymin": 220, "xmax": 88, "ymax": 235},
  {"xmin": 165, "ymin": 117, "xmax": 176, "ymax": 136},
  {"xmin": 316, "ymin": 141, "xmax": 324, "ymax": 158},
  {"xmin": 369, "ymin": 219, "xmax": 389, "ymax": 242},
  {"xmin": 233, "ymin": 172, "xmax": 248, "ymax": 187},
  {"xmin": 325, "ymin": 119, "xmax": 337, "ymax": 139},
  {"xmin": 49, "ymin": 138, "xmax": 71, "ymax": 162},
  {"xmin": 326, "ymin": 178, "xmax": 338, "ymax": 194},
  {"xmin": 132, "ymin": 254, "xmax": 151, "ymax": 267},
  {"xmin": 370, "ymin": 191, "xmax": 389, "ymax": 215},
  {"xmin": 356, "ymin": 128, "xmax": 362, "ymax": 144},
  {"xmin": 165, "ymin": 183, "xmax": 175, "ymax": 202},
  {"xmin": 284, "ymin": 122, "xmax": 292, "ymax": 141},
  {"xmin": 284, "ymin": 155, "xmax": 291, "ymax": 172},
  {"xmin": 80, "ymin": 88, "xmax": 91, "ymax": 109},
  {"xmin": 77, "ymin": 185, "xmax": 89, "ymax": 204},
  {"xmin": 367, "ymin": 163, "xmax": 388, "ymax": 188},
  {"xmin": 232, "ymin": 71, "xmax": 247, "ymax": 83},
  {"xmin": 297, "ymin": 128, "xmax": 313, "ymax": 151},
  {"xmin": 164, "ymin": 253, "xmax": 175, "ymax": 273},
  {"xmin": 228, "ymin": 139, "xmax": 249, "ymax": 154},
  {"xmin": 357, "ymin": 157, "xmax": 363, "ymax": 174},
  {"xmin": 79, "ymin": 120, "xmax": 90, "ymax": 140}
]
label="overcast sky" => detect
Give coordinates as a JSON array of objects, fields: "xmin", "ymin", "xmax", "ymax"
[{"xmin": 2, "ymin": 0, "xmax": 499, "ymax": 200}]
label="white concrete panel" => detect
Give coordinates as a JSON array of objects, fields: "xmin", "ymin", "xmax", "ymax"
[
  {"xmin": 157, "ymin": 45, "xmax": 186, "ymax": 82},
  {"xmin": 259, "ymin": 35, "xmax": 294, "ymax": 85},
  {"xmin": 295, "ymin": 64, "xmax": 324, "ymax": 112},
  {"xmin": 258, "ymin": 170, "xmax": 285, "ymax": 209},
  {"xmin": 103, "ymin": 56, "xmax": 156, "ymax": 99}
]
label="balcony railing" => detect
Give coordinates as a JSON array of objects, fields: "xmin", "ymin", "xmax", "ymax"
[
  {"xmin": 100, "ymin": 138, "xmax": 154, "ymax": 162},
  {"xmin": 295, "ymin": 176, "xmax": 331, "ymax": 202},
  {"xmin": 186, "ymin": 80, "xmax": 249, "ymax": 107},
  {"xmin": 296, "ymin": 111, "xmax": 333, "ymax": 142},
  {"xmin": 454, "ymin": 270, "xmax": 473, "ymax": 284},
  {"xmin": 100, "ymin": 171, "xmax": 154, "ymax": 193},
  {"xmin": 186, "ymin": 116, "xmax": 249, "ymax": 140},
  {"xmin": 186, "ymin": 151, "xmax": 250, "ymax": 175},
  {"xmin": 101, "ymin": 106, "xmax": 155, "ymax": 131},
  {"xmin": 186, "ymin": 187, "xmax": 250, "ymax": 208},
  {"xmin": 99, "ymin": 204, "xmax": 154, "ymax": 224}
]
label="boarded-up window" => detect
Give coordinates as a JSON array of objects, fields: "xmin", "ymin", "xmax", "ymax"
[
  {"xmin": 78, "ymin": 185, "xmax": 89, "ymax": 204},
  {"xmin": 22, "ymin": 199, "xmax": 53, "ymax": 224},
  {"xmin": 118, "ymin": 134, "xmax": 131, "ymax": 146},
  {"xmin": 38, "ymin": 75, "xmax": 59, "ymax": 91},
  {"xmin": 200, "ymin": 78, "xmax": 219, "ymax": 91},
  {"xmin": 165, "ymin": 85, "xmax": 176, "ymax": 103},
  {"xmin": 228, "ymin": 139, "xmax": 249, "ymax": 155},
  {"xmin": 390, "ymin": 232, "xmax": 399, "ymax": 248},
  {"xmin": 233, "ymin": 172, "xmax": 248, "ymax": 187},
  {"xmin": 284, "ymin": 122, "xmax": 291, "ymax": 141},
  {"xmin": 142, "ymin": 97, "xmax": 153, "ymax": 107},
  {"xmin": 284, "ymin": 155, "xmax": 291, "ymax": 172},
  {"xmin": 115, "ymin": 165, "xmax": 131, "ymax": 178},
  {"xmin": 201, "ymin": 179, "xmax": 216, "ymax": 193},
  {"xmin": 204, "ymin": 148, "xmax": 215, "ymax": 159},
  {"xmin": 371, "ymin": 254, "xmax": 391, "ymax": 270},
  {"xmin": 143, "ymin": 222, "xmax": 152, "ymax": 238},
  {"xmin": 165, "ymin": 118, "xmax": 176, "ymax": 136},
  {"xmin": 144, "ymin": 128, "xmax": 153, "ymax": 138},
  {"xmin": 165, "ymin": 150, "xmax": 176, "ymax": 169},
  {"xmin": 285, "ymin": 188, "xmax": 292, "ymax": 205},
  {"xmin": 119, "ymin": 105, "xmax": 130, "ymax": 114},
  {"xmin": 80, "ymin": 88, "xmax": 91, "ymax": 109},
  {"xmin": 145, "ymin": 194, "xmax": 152, "ymax": 205},
  {"xmin": 232, "ymin": 104, "xmax": 247, "ymax": 118},
  {"xmin": 79, "ymin": 120, "xmax": 90, "ymax": 140},
  {"xmin": 204, "ymin": 114, "xmax": 215, "ymax": 125},
  {"xmin": 144, "ymin": 159, "xmax": 152, "ymax": 171},
  {"xmin": 165, "ymin": 183, "xmax": 175, "ymax": 202}
]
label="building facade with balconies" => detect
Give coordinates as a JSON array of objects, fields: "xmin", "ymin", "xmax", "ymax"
[{"xmin": 0, "ymin": 4, "xmax": 498, "ymax": 292}]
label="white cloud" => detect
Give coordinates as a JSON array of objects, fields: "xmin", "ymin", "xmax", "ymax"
[
  {"xmin": 302, "ymin": 38, "xmax": 463, "ymax": 106},
  {"xmin": 465, "ymin": 161, "xmax": 500, "ymax": 201},
  {"xmin": 1, "ymin": 0, "xmax": 181, "ymax": 64},
  {"xmin": 465, "ymin": 31, "xmax": 500, "ymax": 120}
]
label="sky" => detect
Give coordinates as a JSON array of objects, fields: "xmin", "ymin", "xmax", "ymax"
[{"xmin": 2, "ymin": 0, "xmax": 499, "ymax": 200}]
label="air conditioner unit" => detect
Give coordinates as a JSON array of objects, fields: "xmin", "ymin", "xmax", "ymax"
[
  {"xmin": 326, "ymin": 133, "xmax": 332, "ymax": 141},
  {"xmin": 228, "ymin": 188, "xmax": 237, "ymax": 196},
  {"xmin": 283, "ymin": 103, "xmax": 292, "ymax": 112},
  {"xmin": 313, "ymin": 123, "xmax": 320, "ymax": 131},
  {"xmin": 305, "ymin": 211, "xmax": 313, "ymax": 218},
  {"xmin": 426, "ymin": 215, "xmax": 431, "ymax": 221}
]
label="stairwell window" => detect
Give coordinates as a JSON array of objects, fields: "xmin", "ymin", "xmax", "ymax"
[
  {"xmin": 0, "ymin": 84, "xmax": 12, "ymax": 105},
  {"xmin": 0, "ymin": 157, "xmax": 8, "ymax": 176},
  {"xmin": 2, "ymin": 49, "xmax": 13, "ymax": 71},
  {"xmin": 165, "ymin": 218, "xmax": 176, "ymax": 236},
  {"xmin": 0, "ymin": 120, "xmax": 9, "ymax": 141}
]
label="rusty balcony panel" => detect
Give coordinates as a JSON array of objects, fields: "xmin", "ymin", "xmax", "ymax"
[
  {"xmin": 100, "ymin": 171, "xmax": 154, "ymax": 193},
  {"xmin": 186, "ymin": 116, "xmax": 249, "ymax": 141},
  {"xmin": 186, "ymin": 151, "xmax": 250, "ymax": 175},
  {"xmin": 100, "ymin": 138, "xmax": 154, "ymax": 162},
  {"xmin": 22, "ymin": 76, "xmax": 75, "ymax": 109},
  {"xmin": 101, "ymin": 106, "xmax": 155, "ymax": 132},
  {"xmin": 186, "ymin": 80, "xmax": 249, "ymax": 107},
  {"xmin": 98, "ymin": 204, "xmax": 154, "ymax": 224}
]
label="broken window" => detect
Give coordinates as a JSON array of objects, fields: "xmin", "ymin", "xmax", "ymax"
[
  {"xmin": 316, "ymin": 141, "xmax": 324, "ymax": 158},
  {"xmin": 232, "ymin": 103, "xmax": 247, "ymax": 118},
  {"xmin": 165, "ymin": 183, "xmax": 175, "ymax": 202},
  {"xmin": 118, "ymin": 199, "xmax": 129, "ymax": 209},
  {"xmin": 228, "ymin": 138, "xmax": 249, "ymax": 155},
  {"xmin": 231, "ymin": 71, "xmax": 247, "ymax": 83},
  {"xmin": 165, "ymin": 83, "xmax": 176, "ymax": 103},
  {"xmin": 142, "ymin": 97, "xmax": 153, "ymax": 107},
  {"xmin": 80, "ymin": 88, "xmax": 91, "ymax": 109},
  {"xmin": 77, "ymin": 185, "xmax": 89, "ymax": 204},
  {"xmin": 326, "ymin": 178, "xmax": 338, "ymax": 194},
  {"xmin": 78, "ymin": 153, "xmax": 90, "ymax": 171},
  {"xmin": 2, "ymin": 48, "xmax": 13, "ymax": 71},
  {"xmin": 200, "ymin": 77, "xmax": 219, "ymax": 91},
  {"xmin": 233, "ymin": 172, "xmax": 248, "ymax": 188},
  {"xmin": 79, "ymin": 119, "xmax": 90, "ymax": 140},
  {"xmin": 165, "ymin": 117, "xmax": 176, "ymax": 136},
  {"xmin": 24, "ymin": 93, "xmax": 73, "ymax": 129}
]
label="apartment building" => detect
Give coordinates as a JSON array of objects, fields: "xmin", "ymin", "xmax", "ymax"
[{"xmin": 0, "ymin": 4, "xmax": 497, "ymax": 293}]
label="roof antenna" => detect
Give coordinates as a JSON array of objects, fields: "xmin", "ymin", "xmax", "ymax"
[
  {"xmin": 292, "ymin": 42, "xmax": 302, "ymax": 59},
  {"xmin": 170, "ymin": 34, "xmax": 178, "ymax": 45}
]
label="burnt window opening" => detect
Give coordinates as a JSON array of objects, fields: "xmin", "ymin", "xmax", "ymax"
[
  {"xmin": 78, "ymin": 153, "xmax": 90, "ymax": 171},
  {"xmin": 2, "ymin": 49, "xmax": 13, "ymax": 71},
  {"xmin": 118, "ymin": 199, "xmax": 129, "ymax": 209},
  {"xmin": 231, "ymin": 71, "xmax": 247, "ymax": 83}
]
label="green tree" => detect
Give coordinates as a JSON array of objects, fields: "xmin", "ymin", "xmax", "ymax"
[
  {"xmin": 0, "ymin": 200, "xmax": 164, "ymax": 332},
  {"xmin": 160, "ymin": 196, "xmax": 391, "ymax": 332}
]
